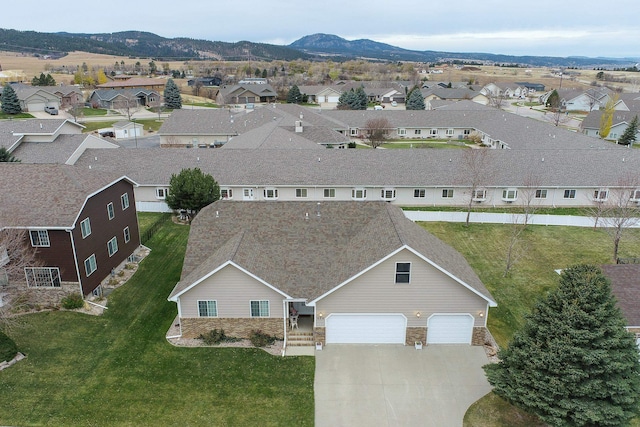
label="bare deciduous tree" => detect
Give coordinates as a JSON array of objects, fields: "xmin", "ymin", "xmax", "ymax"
[
  {"xmin": 599, "ymin": 175, "xmax": 640, "ymax": 261},
  {"xmin": 460, "ymin": 148, "xmax": 494, "ymax": 226},
  {"xmin": 363, "ymin": 117, "xmax": 392, "ymax": 149},
  {"xmin": 113, "ymin": 93, "xmax": 142, "ymax": 121}
]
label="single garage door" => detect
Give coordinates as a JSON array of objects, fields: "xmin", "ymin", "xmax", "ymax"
[
  {"xmin": 325, "ymin": 314, "xmax": 406, "ymax": 344},
  {"xmin": 427, "ymin": 314, "xmax": 473, "ymax": 344}
]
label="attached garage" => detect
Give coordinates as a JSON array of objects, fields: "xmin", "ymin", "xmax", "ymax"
[
  {"xmin": 325, "ymin": 313, "xmax": 406, "ymax": 344},
  {"xmin": 427, "ymin": 314, "xmax": 474, "ymax": 344},
  {"xmin": 26, "ymin": 101, "xmax": 46, "ymax": 112}
]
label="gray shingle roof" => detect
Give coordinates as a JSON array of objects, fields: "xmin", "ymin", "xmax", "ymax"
[
  {"xmin": 0, "ymin": 118, "xmax": 83, "ymax": 150},
  {"xmin": 170, "ymin": 201, "xmax": 494, "ymax": 304},
  {"xmin": 11, "ymin": 134, "xmax": 117, "ymax": 164},
  {"xmin": 0, "ymin": 164, "xmax": 131, "ymax": 228},
  {"xmin": 601, "ymin": 264, "xmax": 640, "ymax": 327}
]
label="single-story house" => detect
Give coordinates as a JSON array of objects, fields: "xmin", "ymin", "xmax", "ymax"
[
  {"xmin": 0, "ymin": 164, "xmax": 140, "ymax": 297},
  {"xmin": 95, "ymin": 77, "xmax": 166, "ymax": 91},
  {"xmin": 0, "ymin": 118, "xmax": 84, "ymax": 153},
  {"xmin": 217, "ymin": 84, "xmax": 277, "ymax": 105},
  {"xmin": 167, "ymin": 201, "xmax": 496, "ymax": 349},
  {"xmin": 581, "ymin": 110, "xmax": 640, "ymax": 142},
  {"xmin": 187, "ymin": 77, "xmax": 222, "ymax": 87},
  {"xmin": 8, "ymin": 83, "xmax": 61, "ymax": 112},
  {"xmin": 37, "ymin": 85, "xmax": 83, "ymax": 108},
  {"xmin": 600, "ymin": 264, "xmax": 640, "ymax": 347},
  {"xmin": 88, "ymin": 89, "xmax": 160, "ymax": 109}
]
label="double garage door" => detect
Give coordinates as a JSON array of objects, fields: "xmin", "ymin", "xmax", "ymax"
[{"xmin": 325, "ymin": 313, "xmax": 474, "ymax": 345}]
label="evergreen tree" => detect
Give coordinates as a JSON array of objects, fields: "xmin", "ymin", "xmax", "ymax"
[
  {"xmin": 406, "ymin": 88, "xmax": 425, "ymax": 110},
  {"xmin": 353, "ymin": 86, "xmax": 368, "ymax": 110},
  {"xmin": 1, "ymin": 84, "xmax": 21, "ymax": 114},
  {"xmin": 286, "ymin": 85, "xmax": 301, "ymax": 104},
  {"xmin": 0, "ymin": 147, "xmax": 20, "ymax": 162},
  {"xmin": 618, "ymin": 115, "xmax": 638, "ymax": 146},
  {"xmin": 261, "ymin": 69, "xmax": 268, "ymax": 79},
  {"xmin": 166, "ymin": 168, "xmax": 220, "ymax": 216},
  {"xmin": 337, "ymin": 89, "xmax": 356, "ymax": 110},
  {"xmin": 163, "ymin": 78, "xmax": 182, "ymax": 110},
  {"xmin": 546, "ymin": 89, "xmax": 560, "ymax": 111},
  {"xmin": 485, "ymin": 264, "xmax": 640, "ymax": 427}
]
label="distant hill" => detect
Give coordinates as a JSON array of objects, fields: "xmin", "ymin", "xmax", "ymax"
[
  {"xmin": 0, "ymin": 28, "xmax": 311, "ymax": 61},
  {"xmin": 289, "ymin": 33, "xmax": 637, "ymax": 68},
  {"xmin": 0, "ymin": 28, "xmax": 636, "ymax": 67}
]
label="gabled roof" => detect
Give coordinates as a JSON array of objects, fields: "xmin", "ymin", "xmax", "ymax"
[
  {"xmin": 90, "ymin": 88, "xmax": 159, "ymax": 101},
  {"xmin": 601, "ymin": 264, "xmax": 640, "ymax": 327},
  {"xmin": 0, "ymin": 164, "xmax": 133, "ymax": 229},
  {"xmin": 11, "ymin": 134, "xmax": 119, "ymax": 164},
  {"xmin": 169, "ymin": 201, "xmax": 495, "ymax": 305},
  {"xmin": 0, "ymin": 119, "xmax": 84, "ymax": 151},
  {"xmin": 96, "ymin": 77, "xmax": 166, "ymax": 88},
  {"xmin": 9, "ymin": 83, "xmax": 60, "ymax": 101},
  {"xmin": 582, "ymin": 110, "xmax": 639, "ymax": 130}
]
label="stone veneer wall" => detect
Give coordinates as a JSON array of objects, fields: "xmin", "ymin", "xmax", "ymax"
[
  {"xmin": 472, "ymin": 327, "xmax": 491, "ymax": 346},
  {"xmin": 406, "ymin": 327, "xmax": 426, "ymax": 346},
  {"xmin": 180, "ymin": 317, "xmax": 283, "ymax": 339},
  {"xmin": 3, "ymin": 281, "xmax": 80, "ymax": 308},
  {"xmin": 314, "ymin": 327, "xmax": 325, "ymax": 346}
]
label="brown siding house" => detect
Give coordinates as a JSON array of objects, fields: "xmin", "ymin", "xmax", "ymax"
[{"xmin": 0, "ymin": 164, "xmax": 140, "ymax": 297}]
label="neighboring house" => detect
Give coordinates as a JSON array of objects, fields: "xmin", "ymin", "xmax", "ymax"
[
  {"xmin": 297, "ymin": 85, "xmax": 342, "ymax": 104},
  {"xmin": 95, "ymin": 77, "xmax": 166, "ymax": 91},
  {"xmin": 8, "ymin": 83, "xmax": 61, "ymax": 112},
  {"xmin": 88, "ymin": 89, "xmax": 160, "ymax": 109},
  {"xmin": 581, "ymin": 110, "xmax": 640, "ymax": 141},
  {"xmin": 0, "ymin": 118, "xmax": 84, "ymax": 153},
  {"xmin": 600, "ymin": 264, "xmax": 640, "ymax": 347},
  {"xmin": 543, "ymin": 87, "xmax": 612, "ymax": 112},
  {"xmin": 613, "ymin": 93, "xmax": 640, "ymax": 111},
  {"xmin": 217, "ymin": 84, "xmax": 277, "ymax": 105},
  {"xmin": 0, "ymin": 163, "xmax": 140, "ymax": 297},
  {"xmin": 11, "ymin": 133, "xmax": 119, "ymax": 164},
  {"xmin": 38, "ymin": 85, "xmax": 83, "ymax": 108},
  {"xmin": 167, "ymin": 201, "xmax": 496, "ymax": 348},
  {"xmin": 422, "ymin": 87, "xmax": 488, "ymax": 108},
  {"xmin": 187, "ymin": 77, "xmax": 222, "ymax": 87},
  {"xmin": 514, "ymin": 82, "xmax": 545, "ymax": 94}
]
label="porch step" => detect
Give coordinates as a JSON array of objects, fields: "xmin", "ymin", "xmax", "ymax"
[{"xmin": 288, "ymin": 332, "xmax": 314, "ymax": 346}]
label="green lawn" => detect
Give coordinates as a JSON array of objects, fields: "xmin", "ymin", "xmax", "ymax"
[
  {"xmin": 0, "ymin": 218, "xmax": 315, "ymax": 426},
  {"xmin": 381, "ymin": 141, "xmax": 469, "ymax": 149},
  {"xmin": 80, "ymin": 120, "xmax": 118, "ymax": 133},
  {"xmin": 403, "ymin": 205, "xmax": 590, "ymax": 216},
  {"xmin": 81, "ymin": 107, "xmax": 108, "ymax": 116},
  {"xmin": 0, "ymin": 112, "xmax": 34, "ymax": 119}
]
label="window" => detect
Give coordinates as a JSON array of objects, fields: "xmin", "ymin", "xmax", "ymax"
[
  {"xmin": 243, "ymin": 188, "xmax": 254, "ymax": 200},
  {"xmin": 198, "ymin": 300, "xmax": 218, "ymax": 317},
  {"xmin": 156, "ymin": 188, "xmax": 168, "ymax": 199},
  {"xmin": 30, "ymin": 230, "xmax": 50, "ymax": 247},
  {"xmin": 593, "ymin": 189, "xmax": 608, "ymax": 202},
  {"xmin": 563, "ymin": 189, "xmax": 576, "ymax": 199},
  {"xmin": 351, "ymin": 188, "xmax": 367, "ymax": 200},
  {"xmin": 442, "ymin": 189, "xmax": 454, "ymax": 198},
  {"xmin": 121, "ymin": 193, "xmax": 130, "ymax": 210},
  {"xmin": 295, "ymin": 188, "xmax": 308, "ymax": 198},
  {"xmin": 502, "ymin": 188, "xmax": 518, "ymax": 201},
  {"xmin": 123, "ymin": 227, "xmax": 130, "ymax": 243},
  {"xmin": 630, "ymin": 189, "xmax": 640, "ymax": 201},
  {"xmin": 80, "ymin": 218, "xmax": 92, "ymax": 239},
  {"xmin": 414, "ymin": 129, "xmax": 422, "ymax": 135},
  {"xmin": 107, "ymin": 202, "xmax": 115, "ymax": 220},
  {"xmin": 221, "ymin": 188, "xmax": 233, "ymax": 199},
  {"xmin": 463, "ymin": 129, "xmax": 471, "ymax": 136},
  {"xmin": 472, "ymin": 189, "xmax": 487, "ymax": 201},
  {"xmin": 430, "ymin": 129, "xmax": 438, "ymax": 136},
  {"xmin": 380, "ymin": 188, "xmax": 396, "ymax": 200},
  {"xmin": 323, "ymin": 188, "xmax": 336, "ymax": 198},
  {"xmin": 263, "ymin": 188, "xmax": 278, "ymax": 199},
  {"xmin": 395, "ymin": 262, "xmax": 411, "ymax": 284},
  {"xmin": 84, "ymin": 254, "xmax": 97, "ymax": 277},
  {"xmin": 107, "ymin": 236, "xmax": 118, "ymax": 257},
  {"xmin": 446, "ymin": 129, "xmax": 454, "ymax": 136},
  {"xmin": 535, "ymin": 189, "xmax": 547, "ymax": 199},
  {"xmin": 250, "ymin": 300, "xmax": 269, "ymax": 317},
  {"xmin": 398, "ymin": 128, "xmax": 406, "ymax": 136},
  {"xmin": 414, "ymin": 189, "xmax": 426, "ymax": 198},
  {"xmin": 24, "ymin": 267, "xmax": 61, "ymax": 288},
  {"xmin": 350, "ymin": 128, "xmax": 358, "ymax": 136}
]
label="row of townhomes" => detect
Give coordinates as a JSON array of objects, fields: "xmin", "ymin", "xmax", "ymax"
[{"xmin": 1, "ymin": 98, "xmax": 639, "ymax": 350}]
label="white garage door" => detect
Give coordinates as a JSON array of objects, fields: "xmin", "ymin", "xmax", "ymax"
[
  {"xmin": 325, "ymin": 314, "xmax": 406, "ymax": 344},
  {"xmin": 27, "ymin": 102, "xmax": 45, "ymax": 112},
  {"xmin": 327, "ymin": 96, "xmax": 340, "ymax": 103},
  {"xmin": 427, "ymin": 314, "xmax": 473, "ymax": 344}
]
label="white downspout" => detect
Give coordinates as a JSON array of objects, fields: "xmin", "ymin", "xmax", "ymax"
[
  {"xmin": 67, "ymin": 229, "xmax": 84, "ymax": 297},
  {"xmin": 282, "ymin": 299, "xmax": 288, "ymax": 356}
]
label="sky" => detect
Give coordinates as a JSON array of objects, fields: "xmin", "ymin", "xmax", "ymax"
[{"xmin": 3, "ymin": 0, "xmax": 639, "ymax": 59}]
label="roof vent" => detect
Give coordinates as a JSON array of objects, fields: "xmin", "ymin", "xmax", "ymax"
[
  {"xmin": 215, "ymin": 210, "xmax": 219, "ymax": 218},
  {"xmin": 316, "ymin": 202, "xmax": 321, "ymax": 217},
  {"xmin": 305, "ymin": 212, "xmax": 309, "ymax": 220},
  {"xmin": 40, "ymin": 123, "xmax": 43, "ymax": 129}
]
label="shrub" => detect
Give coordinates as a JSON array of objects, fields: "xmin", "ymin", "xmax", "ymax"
[
  {"xmin": 348, "ymin": 141, "xmax": 357, "ymax": 149},
  {"xmin": 0, "ymin": 330, "xmax": 18, "ymax": 362},
  {"xmin": 60, "ymin": 293, "xmax": 84, "ymax": 310},
  {"xmin": 199, "ymin": 329, "xmax": 226, "ymax": 345},
  {"xmin": 249, "ymin": 330, "xmax": 276, "ymax": 347}
]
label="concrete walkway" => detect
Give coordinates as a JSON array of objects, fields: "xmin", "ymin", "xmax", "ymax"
[{"xmin": 315, "ymin": 345, "xmax": 492, "ymax": 427}]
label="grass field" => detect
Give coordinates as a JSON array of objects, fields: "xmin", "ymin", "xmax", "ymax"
[{"xmin": 0, "ymin": 217, "xmax": 315, "ymax": 426}]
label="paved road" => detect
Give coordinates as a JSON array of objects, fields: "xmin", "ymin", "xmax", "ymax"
[{"xmin": 315, "ymin": 345, "xmax": 492, "ymax": 427}]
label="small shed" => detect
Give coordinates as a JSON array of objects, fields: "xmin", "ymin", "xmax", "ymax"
[{"xmin": 113, "ymin": 121, "xmax": 143, "ymax": 139}]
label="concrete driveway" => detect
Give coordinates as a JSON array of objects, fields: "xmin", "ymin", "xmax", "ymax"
[{"xmin": 315, "ymin": 345, "xmax": 492, "ymax": 427}]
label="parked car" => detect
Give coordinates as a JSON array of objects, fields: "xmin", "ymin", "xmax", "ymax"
[{"xmin": 44, "ymin": 106, "xmax": 58, "ymax": 115}]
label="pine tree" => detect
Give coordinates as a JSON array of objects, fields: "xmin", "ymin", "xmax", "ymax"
[
  {"xmin": 406, "ymin": 88, "xmax": 425, "ymax": 110},
  {"xmin": 163, "ymin": 78, "xmax": 182, "ymax": 110},
  {"xmin": 286, "ymin": 85, "xmax": 301, "ymax": 104},
  {"xmin": 0, "ymin": 147, "xmax": 20, "ymax": 162},
  {"xmin": 485, "ymin": 264, "xmax": 640, "ymax": 427},
  {"xmin": 618, "ymin": 115, "xmax": 638, "ymax": 146},
  {"xmin": 354, "ymin": 86, "xmax": 368, "ymax": 110},
  {"xmin": 337, "ymin": 89, "xmax": 355, "ymax": 110},
  {"xmin": 1, "ymin": 84, "xmax": 22, "ymax": 114},
  {"xmin": 546, "ymin": 89, "xmax": 560, "ymax": 110}
]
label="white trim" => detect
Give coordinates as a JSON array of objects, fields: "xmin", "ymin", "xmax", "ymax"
[
  {"xmin": 71, "ymin": 176, "xmax": 138, "ymax": 229},
  {"xmin": 310, "ymin": 245, "xmax": 496, "ymax": 306},
  {"xmin": 426, "ymin": 313, "xmax": 474, "ymax": 344},
  {"xmin": 249, "ymin": 300, "xmax": 270, "ymax": 317},
  {"xmin": 197, "ymin": 299, "xmax": 218, "ymax": 317},
  {"xmin": 167, "ymin": 260, "xmax": 291, "ymax": 302},
  {"xmin": 395, "ymin": 261, "xmax": 411, "ymax": 284},
  {"xmin": 325, "ymin": 313, "xmax": 407, "ymax": 344}
]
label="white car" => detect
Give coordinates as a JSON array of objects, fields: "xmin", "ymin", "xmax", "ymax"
[{"xmin": 391, "ymin": 101, "xmax": 398, "ymax": 107}]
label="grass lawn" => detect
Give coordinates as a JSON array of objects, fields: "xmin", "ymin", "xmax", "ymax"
[
  {"xmin": 0, "ymin": 217, "xmax": 315, "ymax": 426},
  {"xmin": 135, "ymin": 118, "xmax": 163, "ymax": 132},
  {"xmin": 381, "ymin": 141, "xmax": 469, "ymax": 149},
  {"xmin": 419, "ymin": 222, "xmax": 640, "ymax": 426},
  {"xmin": 0, "ymin": 112, "xmax": 34, "ymax": 119},
  {"xmin": 403, "ymin": 205, "xmax": 590, "ymax": 216},
  {"xmin": 81, "ymin": 107, "xmax": 108, "ymax": 116},
  {"xmin": 80, "ymin": 120, "xmax": 118, "ymax": 133}
]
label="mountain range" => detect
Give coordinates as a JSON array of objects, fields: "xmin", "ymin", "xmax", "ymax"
[{"xmin": 0, "ymin": 28, "xmax": 636, "ymax": 68}]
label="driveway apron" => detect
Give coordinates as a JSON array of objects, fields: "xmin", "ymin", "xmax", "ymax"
[{"xmin": 314, "ymin": 345, "xmax": 492, "ymax": 427}]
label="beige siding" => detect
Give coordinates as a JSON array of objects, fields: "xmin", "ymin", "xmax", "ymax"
[
  {"xmin": 316, "ymin": 249, "xmax": 487, "ymax": 328},
  {"xmin": 178, "ymin": 264, "xmax": 285, "ymax": 318}
]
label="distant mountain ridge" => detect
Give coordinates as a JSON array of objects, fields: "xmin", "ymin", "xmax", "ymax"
[{"xmin": 0, "ymin": 28, "xmax": 635, "ymax": 67}]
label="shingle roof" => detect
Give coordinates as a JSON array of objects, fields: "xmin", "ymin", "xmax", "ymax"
[
  {"xmin": 74, "ymin": 146, "xmax": 640, "ymax": 189},
  {"xmin": 169, "ymin": 201, "xmax": 495, "ymax": 304},
  {"xmin": 0, "ymin": 118, "xmax": 83, "ymax": 150},
  {"xmin": 600, "ymin": 264, "xmax": 640, "ymax": 327},
  {"xmin": 582, "ymin": 110, "xmax": 639, "ymax": 129},
  {"xmin": 11, "ymin": 134, "xmax": 117, "ymax": 164},
  {"xmin": 96, "ymin": 77, "xmax": 166, "ymax": 88},
  {"xmin": 0, "ymin": 164, "xmax": 130, "ymax": 228}
]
